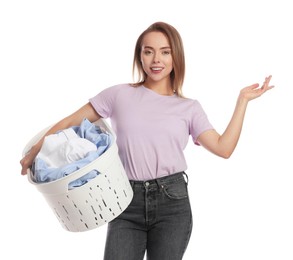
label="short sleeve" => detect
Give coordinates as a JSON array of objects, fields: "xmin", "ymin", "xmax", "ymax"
[
  {"xmin": 189, "ymin": 100, "xmax": 214, "ymax": 145},
  {"xmin": 89, "ymin": 85, "xmax": 121, "ymax": 118}
]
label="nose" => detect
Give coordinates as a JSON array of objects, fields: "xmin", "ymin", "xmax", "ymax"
[{"xmin": 153, "ymin": 52, "xmax": 160, "ymax": 63}]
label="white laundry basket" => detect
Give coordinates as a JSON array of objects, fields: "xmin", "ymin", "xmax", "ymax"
[{"xmin": 23, "ymin": 119, "xmax": 133, "ymax": 232}]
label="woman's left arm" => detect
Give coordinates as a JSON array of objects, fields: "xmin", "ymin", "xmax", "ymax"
[{"xmin": 197, "ymin": 75, "xmax": 274, "ymax": 158}]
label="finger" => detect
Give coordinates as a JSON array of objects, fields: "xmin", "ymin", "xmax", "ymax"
[
  {"xmin": 265, "ymin": 75, "xmax": 272, "ymax": 85},
  {"xmin": 262, "ymin": 75, "xmax": 272, "ymax": 89},
  {"xmin": 266, "ymin": 85, "xmax": 275, "ymax": 91},
  {"xmin": 249, "ymin": 83, "xmax": 260, "ymax": 90},
  {"xmin": 21, "ymin": 168, "xmax": 28, "ymax": 175}
]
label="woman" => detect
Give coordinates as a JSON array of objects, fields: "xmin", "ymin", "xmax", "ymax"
[{"xmin": 20, "ymin": 22, "xmax": 274, "ymax": 260}]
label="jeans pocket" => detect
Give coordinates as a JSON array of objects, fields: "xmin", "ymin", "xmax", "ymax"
[{"xmin": 162, "ymin": 179, "xmax": 188, "ymax": 200}]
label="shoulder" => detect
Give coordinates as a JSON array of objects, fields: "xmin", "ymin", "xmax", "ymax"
[
  {"xmin": 102, "ymin": 83, "xmax": 132, "ymax": 92},
  {"xmin": 176, "ymin": 95, "xmax": 203, "ymax": 109},
  {"xmin": 175, "ymin": 96, "xmax": 210, "ymax": 120},
  {"xmin": 94, "ymin": 83, "xmax": 135, "ymax": 98}
]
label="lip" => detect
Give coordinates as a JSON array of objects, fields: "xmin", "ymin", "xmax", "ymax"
[{"xmin": 150, "ymin": 67, "xmax": 164, "ymax": 73}]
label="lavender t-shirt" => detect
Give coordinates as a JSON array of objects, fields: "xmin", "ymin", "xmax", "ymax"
[{"xmin": 89, "ymin": 84, "xmax": 213, "ymax": 181}]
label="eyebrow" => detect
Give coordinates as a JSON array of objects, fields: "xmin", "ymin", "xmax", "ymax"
[{"xmin": 143, "ymin": 46, "xmax": 171, "ymax": 50}]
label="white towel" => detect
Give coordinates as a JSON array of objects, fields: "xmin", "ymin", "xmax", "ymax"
[{"xmin": 36, "ymin": 128, "xmax": 97, "ymax": 168}]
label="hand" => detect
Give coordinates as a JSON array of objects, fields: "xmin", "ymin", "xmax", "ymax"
[
  {"xmin": 20, "ymin": 147, "xmax": 38, "ymax": 175},
  {"xmin": 20, "ymin": 153, "xmax": 32, "ymax": 175},
  {"xmin": 239, "ymin": 75, "xmax": 274, "ymax": 102}
]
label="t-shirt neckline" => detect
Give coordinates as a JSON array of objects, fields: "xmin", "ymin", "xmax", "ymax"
[{"xmin": 142, "ymin": 85, "xmax": 177, "ymax": 98}]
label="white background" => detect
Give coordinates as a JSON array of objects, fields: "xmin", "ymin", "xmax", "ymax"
[{"xmin": 1, "ymin": 0, "xmax": 292, "ymax": 259}]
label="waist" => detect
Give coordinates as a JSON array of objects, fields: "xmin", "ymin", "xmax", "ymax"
[{"xmin": 129, "ymin": 172, "xmax": 187, "ymax": 189}]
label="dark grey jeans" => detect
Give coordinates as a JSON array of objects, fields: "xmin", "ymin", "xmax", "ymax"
[{"xmin": 103, "ymin": 172, "xmax": 193, "ymax": 260}]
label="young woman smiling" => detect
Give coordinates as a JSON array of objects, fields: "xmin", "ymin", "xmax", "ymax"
[{"xmin": 20, "ymin": 22, "xmax": 274, "ymax": 260}]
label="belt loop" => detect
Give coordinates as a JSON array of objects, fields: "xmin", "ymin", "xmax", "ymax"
[
  {"xmin": 183, "ymin": 172, "xmax": 189, "ymax": 185},
  {"xmin": 130, "ymin": 180, "xmax": 135, "ymax": 189}
]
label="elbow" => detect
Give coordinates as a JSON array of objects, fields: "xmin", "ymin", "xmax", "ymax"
[
  {"xmin": 217, "ymin": 143, "xmax": 236, "ymax": 159},
  {"xmin": 218, "ymin": 149, "xmax": 233, "ymax": 159},
  {"xmin": 210, "ymin": 149, "xmax": 232, "ymax": 159},
  {"xmin": 221, "ymin": 153, "xmax": 231, "ymax": 159}
]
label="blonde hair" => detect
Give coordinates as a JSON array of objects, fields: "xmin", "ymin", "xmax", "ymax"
[{"xmin": 132, "ymin": 22, "xmax": 185, "ymax": 97}]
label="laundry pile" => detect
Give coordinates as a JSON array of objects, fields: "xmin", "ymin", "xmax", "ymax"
[{"xmin": 31, "ymin": 118, "xmax": 112, "ymax": 189}]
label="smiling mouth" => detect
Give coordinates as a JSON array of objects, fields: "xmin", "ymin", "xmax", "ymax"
[{"xmin": 151, "ymin": 67, "xmax": 163, "ymax": 72}]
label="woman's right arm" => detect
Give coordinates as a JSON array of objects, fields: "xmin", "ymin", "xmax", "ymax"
[{"xmin": 20, "ymin": 102, "xmax": 101, "ymax": 175}]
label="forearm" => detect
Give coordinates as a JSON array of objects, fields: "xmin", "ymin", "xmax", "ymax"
[
  {"xmin": 30, "ymin": 117, "xmax": 74, "ymax": 154},
  {"xmin": 21, "ymin": 114, "xmax": 86, "ymax": 175},
  {"xmin": 218, "ymin": 96, "xmax": 248, "ymax": 157},
  {"xmin": 23, "ymin": 117, "xmax": 77, "ymax": 169},
  {"xmin": 197, "ymin": 76, "xmax": 273, "ymax": 159}
]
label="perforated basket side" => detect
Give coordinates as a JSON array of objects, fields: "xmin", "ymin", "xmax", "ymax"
[{"xmin": 41, "ymin": 153, "xmax": 133, "ymax": 232}]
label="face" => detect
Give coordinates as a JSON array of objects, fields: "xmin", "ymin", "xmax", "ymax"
[{"xmin": 140, "ymin": 31, "xmax": 173, "ymax": 87}]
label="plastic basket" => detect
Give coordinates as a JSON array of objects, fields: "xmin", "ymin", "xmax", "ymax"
[{"xmin": 23, "ymin": 119, "xmax": 133, "ymax": 232}]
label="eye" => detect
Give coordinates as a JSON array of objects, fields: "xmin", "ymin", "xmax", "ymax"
[
  {"xmin": 143, "ymin": 50, "xmax": 153, "ymax": 55},
  {"xmin": 162, "ymin": 50, "xmax": 171, "ymax": 55}
]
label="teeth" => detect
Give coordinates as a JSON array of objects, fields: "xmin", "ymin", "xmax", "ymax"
[{"xmin": 151, "ymin": 68, "xmax": 162, "ymax": 71}]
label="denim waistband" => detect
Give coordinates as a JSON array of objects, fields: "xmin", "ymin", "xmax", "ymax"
[{"xmin": 129, "ymin": 172, "xmax": 188, "ymax": 189}]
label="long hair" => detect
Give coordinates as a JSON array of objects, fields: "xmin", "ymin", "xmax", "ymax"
[{"xmin": 132, "ymin": 22, "xmax": 185, "ymax": 97}]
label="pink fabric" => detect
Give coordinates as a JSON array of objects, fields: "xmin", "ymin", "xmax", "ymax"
[{"xmin": 90, "ymin": 84, "xmax": 213, "ymax": 180}]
